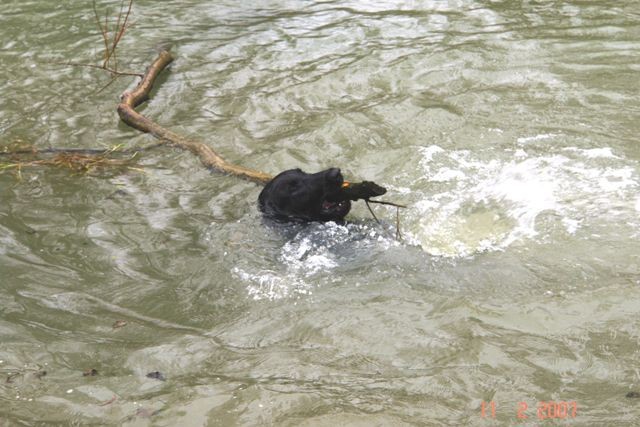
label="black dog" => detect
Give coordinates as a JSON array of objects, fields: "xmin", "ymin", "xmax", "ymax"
[
  {"xmin": 258, "ymin": 168, "xmax": 388, "ymax": 222},
  {"xmin": 259, "ymin": 168, "xmax": 351, "ymax": 222}
]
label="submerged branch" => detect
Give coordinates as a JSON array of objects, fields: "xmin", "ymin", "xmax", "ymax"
[{"xmin": 0, "ymin": 150, "xmax": 142, "ymax": 177}]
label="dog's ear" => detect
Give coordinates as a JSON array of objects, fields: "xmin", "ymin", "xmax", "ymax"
[{"xmin": 324, "ymin": 168, "xmax": 343, "ymax": 185}]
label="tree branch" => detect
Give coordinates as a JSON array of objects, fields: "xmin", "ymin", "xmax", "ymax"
[{"xmin": 116, "ymin": 49, "xmax": 273, "ymax": 183}]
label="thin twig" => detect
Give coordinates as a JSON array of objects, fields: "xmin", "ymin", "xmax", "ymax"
[
  {"xmin": 93, "ymin": 0, "xmax": 109, "ymax": 66},
  {"xmin": 365, "ymin": 199, "xmax": 405, "ymax": 241},
  {"xmin": 396, "ymin": 206, "xmax": 402, "ymax": 241},
  {"xmin": 90, "ymin": 0, "xmax": 134, "ymax": 72},
  {"xmin": 53, "ymin": 61, "xmax": 142, "ymax": 77},
  {"xmin": 103, "ymin": 9, "xmax": 110, "ymax": 66},
  {"xmin": 114, "ymin": 0, "xmax": 134, "ymax": 49},
  {"xmin": 364, "ymin": 200, "xmax": 381, "ymax": 226},
  {"xmin": 99, "ymin": 395, "xmax": 118, "ymax": 406},
  {"xmin": 111, "ymin": 0, "xmax": 125, "ymax": 71},
  {"xmin": 365, "ymin": 200, "xmax": 394, "ymax": 240},
  {"xmin": 367, "ymin": 199, "xmax": 407, "ymax": 209},
  {"xmin": 114, "ymin": 0, "xmax": 125, "ymax": 44},
  {"xmin": 95, "ymin": 75, "xmax": 119, "ymax": 95},
  {"xmin": 105, "ymin": 0, "xmax": 133, "ymax": 68}
]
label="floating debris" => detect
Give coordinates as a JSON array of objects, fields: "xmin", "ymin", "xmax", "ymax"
[
  {"xmin": 99, "ymin": 395, "xmax": 117, "ymax": 406},
  {"xmin": 112, "ymin": 320, "xmax": 127, "ymax": 329},
  {"xmin": 6, "ymin": 372, "xmax": 20, "ymax": 384},
  {"xmin": 145, "ymin": 371, "xmax": 165, "ymax": 381}
]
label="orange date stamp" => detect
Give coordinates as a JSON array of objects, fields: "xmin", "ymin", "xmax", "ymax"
[{"xmin": 480, "ymin": 400, "xmax": 578, "ymax": 420}]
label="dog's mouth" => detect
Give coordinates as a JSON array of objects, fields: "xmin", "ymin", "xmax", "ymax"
[
  {"xmin": 321, "ymin": 198, "xmax": 351, "ymax": 217},
  {"xmin": 319, "ymin": 170, "xmax": 351, "ymax": 219}
]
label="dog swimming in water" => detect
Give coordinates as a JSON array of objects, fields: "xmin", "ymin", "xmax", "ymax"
[{"xmin": 258, "ymin": 167, "xmax": 387, "ymax": 222}]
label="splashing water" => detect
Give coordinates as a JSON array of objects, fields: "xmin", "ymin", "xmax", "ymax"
[{"xmin": 409, "ymin": 141, "xmax": 638, "ymax": 257}]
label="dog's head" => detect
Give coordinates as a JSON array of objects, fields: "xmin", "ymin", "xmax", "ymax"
[{"xmin": 258, "ymin": 168, "xmax": 351, "ymax": 222}]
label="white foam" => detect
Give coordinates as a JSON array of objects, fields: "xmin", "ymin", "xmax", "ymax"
[
  {"xmin": 418, "ymin": 145, "xmax": 445, "ymax": 166},
  {"xmin": 516, "ymin": 133, "xmax": 558, "ymax": 145},
  {"xmin": 281, "ymin": 238, "xmax": 338, "ymax": 275},
  {"xmin": 476, "ymin": 156, "xmax": 563, "ymax": 240},
  {"xmin": 431, "ymin": 168, "xmax": 466, "ymax": 182},
  {"xmin": 279, "ymin": 224, "xmax": 346, "ymax": 275},
  {"xmin": 232, "ymin": 267, "xmax": 313, "ymax": 301},
  {"xmin": 514, "ymin": 149, "xmax": 528, "ymax": 158},
  {"xmin": 412, "ymin": 146, "xmax": 639, "ymax": 257},
  {"xmin": 563, "ymin": 147, "xmax": 619, "ymax": 159},
  {"xmin": 562, "ymin": 218, "xmax": 581, "ymax": 234},
  {"xmin": 235, "ymin": 222, "xmax": 373, "ymax": 300}
]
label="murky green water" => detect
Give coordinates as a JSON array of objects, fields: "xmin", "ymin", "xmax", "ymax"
[{"xmin": 2, "ymin": 0, "xmax": 640, "ymax": 425}]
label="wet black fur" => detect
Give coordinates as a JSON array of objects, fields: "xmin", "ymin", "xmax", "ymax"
[{"xmin": 258, "ymin": 168, "xmax": 351, "ymax": 222}]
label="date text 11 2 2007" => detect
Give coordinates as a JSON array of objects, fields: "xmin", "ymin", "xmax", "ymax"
[{"xmin": 480, "ymin": 401, "xmax": 577, "ymax": 420}]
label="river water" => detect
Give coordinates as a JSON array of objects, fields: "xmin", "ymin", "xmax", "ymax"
[{"xmin": 1, "ymin": 1, "xmax": 639, "ymax": 425}]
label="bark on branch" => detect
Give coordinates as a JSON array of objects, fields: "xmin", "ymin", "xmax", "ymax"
[{"xmin": 117, "ymin": 49, "xmax": 273, "ymax": 183}]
